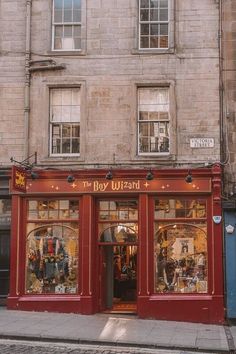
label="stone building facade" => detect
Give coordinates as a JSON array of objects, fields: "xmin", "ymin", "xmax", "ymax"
[
  {"xmin": 1, "ymin": 1, "xmax": 227, "ymax": 323},
  {"xmin": 0, "ymin": 0, "xmax": 221, "ymax": 169}
]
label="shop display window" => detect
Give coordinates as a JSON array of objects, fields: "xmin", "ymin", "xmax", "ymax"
[
  {"xmin": 99, "ymin": 200, "xmax": 138, "ymax": 221},
  {"xmin": 26, "ymin": 199, "xmax": 79, "ymax": 295},
  {"xmin": 99, "ymin": 225, "xmax": 138, "ymax": 243},
  {"xmin": 154, "ymin": 198, "xmax": 208, "ymax": 294},
  {"xmin": 155, "ymin": 199, "xmax": 206, "ymax": 219},
  {"xmin": 98, "ymin": 200, "xmax": 138, "ymax": 243},
  {"xmin": 0, "ymin": 199, "xmax": 11, "ymax": 225}
]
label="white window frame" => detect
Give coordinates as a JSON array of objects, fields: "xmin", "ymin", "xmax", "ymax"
[
  {"xmin": 138, "ymin": 0, "xmax": 170, "ymax": 50},
  {"xmin": 137, "ymin": 87, "xmax": 170, "ymax": 156},
  {"xmin": 49, "ymin": 88, "xmax": 81, "ymax": 157},
  {"xmin": 52, "ymin": 0, "xmax": 82, "ymax": 51}
]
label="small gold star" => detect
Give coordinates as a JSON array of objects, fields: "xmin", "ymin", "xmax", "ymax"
[{"xmin": 144, "ymin": 182, "xmax": 149, "ymax": 188}]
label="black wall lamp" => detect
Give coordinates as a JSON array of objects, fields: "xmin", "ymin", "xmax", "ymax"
[
  {"xmin": 146, "ymin": 170, "xmax": 154, "ymax": 181},
  {"xmin": 67, "ymin": 175, "xmax": 75, "ymax": 183},
  {"xmin": 105, "ymin": 169, "xmax": 113, "ymax": 180},
  {"xmin": 185, "ymin": 170, "xmax": 193, "ymax": 183}
]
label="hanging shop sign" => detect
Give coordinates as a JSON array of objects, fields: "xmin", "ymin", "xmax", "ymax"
[
  {"xmin": 11, "ymin": 166, "xmax": 27, "ymax": 193},
  {"xmin": 19, "ymin": 177, "xmax": 212, "ymax": 194}
]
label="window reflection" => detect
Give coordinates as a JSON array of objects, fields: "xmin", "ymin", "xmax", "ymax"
[
  {"xmin": 26, "ymin": 199, "xmax": 79, "ymax": 294},
  {"xmin": 154, "ymin": 223, "xmax": 207, "ymax": 293},
  {"xmin": 100, "ymin": 225, "xmax": 137, "ymax": 243}
]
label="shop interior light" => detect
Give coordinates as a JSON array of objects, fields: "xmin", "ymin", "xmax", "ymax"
[
  {"xmin": 105, "ymin": 170, "xmax": 113, "ymax": 180},
  {"xmin": 67, "ymin": 175, "xmax": 75, "ymax": 183},
  {"xmin": 185, "ymin": 170, "xmax": 193, "ymax": 183},
  {"xmin": 146, "ymin": 170, "xmax": 154, "ymax": 181}
]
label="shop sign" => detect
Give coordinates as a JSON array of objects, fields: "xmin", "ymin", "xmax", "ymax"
[
  {"xmin": 12, "ymin": 166, "xmax": 27, "ymax": 193},
  {"xmin": 25, "ymin": 177, "xmax": 212, "ymax": 194},
  {"xmin": 190, "ymin": 138, "xmax": 214, "ymax": 148}
]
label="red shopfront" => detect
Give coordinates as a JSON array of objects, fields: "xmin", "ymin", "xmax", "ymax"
[{"xmin": 7, "ymin": 165, "xmax": 225, "ymax": 324}]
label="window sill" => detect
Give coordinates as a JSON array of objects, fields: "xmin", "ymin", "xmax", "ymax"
[
  {"xmin": 47, "ymin": 50, "xmax": 86, "ymax": 56},
  {"xmin": 39, "ymin": 157, "xmax": 85, "ymax": 164},
  {"xmin": 131, "ymin": 154, "xmax": 176, "ymax": 163},
  {"xmin": 131, "ymin": 48, "xmax": 175, "ymax": 55},
  {"xmin": 149, "ymin": 294, "xmax": 212, "ymax": 301}
]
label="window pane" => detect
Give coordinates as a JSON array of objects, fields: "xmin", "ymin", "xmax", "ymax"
[
  {"xmin": 72, "ymin": 89, "xmax": 80, "ymax": 104},
  {"xmin": 154, "ymin": 223, "xmax": 208, "ymax": 294},
  {"xmin": 160, "ymin": 24, "xmax": 168, "ymax": 35},
  {"xmin": 52, "ymin": 138, "xmax": 61, "ymax": 154},
  {"xmin": 55, "ymin": 0, "xmax": 63, "ymax": 9},
  {"xmin": 139, "ymin": 111, "xmax": 148, "ymax": 120},
  {"xmin": 72, "ymin": 139, "xmax": 80, "ymax": 153},
  {"xmin": 62, "ymin": 139, "xmax": 71, "ymax": 153},
  {"xmin": 64, "ymin": 26, "xmax": 73, "ymax": 37},
  {"xmin": 160, "ymin": 0, "xmax": 168, "ymax": 7},
  {"xmin": 51, "ymin": 89, "xmax": 62, "ymax": 105},
  {"xmin": 74, "ymin": 25, "xmax": 81, "ymax": 37},
  {"xmin": 150, "ymin": 0, "xmax": 159, "ymax": 8},
  {"xmin": 26, "ymin": 222, "xmax": 79, "ymax": 294},
  {"xmin": 74, "ymin": 38, "xmax": 81, "ymax": 49},
  {"xmin": 160, "ymin": 8, "xmax": 168, "ymax": 21},
  {"xmin": 139, "ymin": 137, "xmax": 149, "ymax": 152},
  {"xmin": 140, "ymin": 0, "xmax": 149, "ymax": 8},
  {"xmin": 140, "ymin": 36, "xmax": 149, "ymax": 48},
  {"xmin": 64, "ymin": 9, "xmax": 72, "ymax": 22},
  {"xmin": 62, "ymin": 89, "xmax": 72, "ymax": 105},
  {"xmin": 73, "ymin": 9, "xmax": 81, "ymax": 22},
  {"xmin": 150, "ymin": 9, "xmax": 159, "ymax": 21},
  {"xmin": 160, "ymin": 36, "xmax": 168, "ymax": 48},
  {"xmin": 54, "ymin": 38, "xmax": 62, "ymax": 49},
  {"xmin": 99, "ymin": 225, "xmax": 138, "ymax": 243},
  {"xmin": 64, "ymin": 0, "xmax": 73, "ymax": 8},
  {"xmin": 54, "ymin": 10, "xmax": 63, "ymax": 22},
  {"xmin": 62, "ymin": 124, "xmax": 71, "ymax": 137},
  {"xmin": 151, "ymin": 24, "xmax": 159, "ymax": 35},
  {"xmin": 150, "ymin": 36, "xmax": 159, "ymax": 48},
  {"xmin": 140, "ymin": 9, "xmax": 149, "ymax": 21},
  {"xmin": 72, "ymin": 124, "xmax": 80, "ymax": 137},
  {"xmin": 149, "ymin": 112, "xmax": 159, "ymax": 120},
  {"xmin": 55, "ymin": 26, "xmax": 63, "ymax": 37},
  {"xmin": 141, "ymin": 24, "xmax": 149, "ymax": 35},
  {"xmin": 74, "ymin": 0, "xmax": 81, "ymax": 9}
]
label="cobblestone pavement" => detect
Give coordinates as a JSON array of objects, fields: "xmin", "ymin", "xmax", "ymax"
[{"xmin": 0, "ymin": 339, "xmax": 212, "ymax": 354}]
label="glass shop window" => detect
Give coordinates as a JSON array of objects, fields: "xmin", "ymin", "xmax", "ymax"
[
  {"xmin": 154, "ymin": 198, "xmax": 208, "ymax": 294},
  {"xmin": 98, "ymin": 200, "xmax": 138, "ymax": 243},
  {"xmin": 26, "ymin": 199, "xmax": 79, "ymax": 295},
  {"xmin": 0, "ymin": 199, "xmax": 11, "ymax": 225}
]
